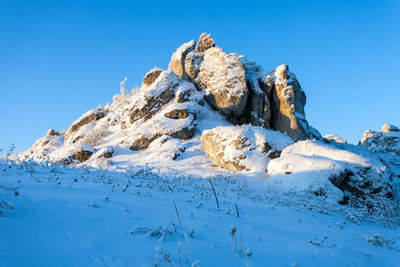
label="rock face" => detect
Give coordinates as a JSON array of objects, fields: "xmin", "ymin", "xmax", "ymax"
[
  {"xmin": 268, "ymin": 64, "xmax": 320, "ymax": 141},
  {"xmin": 125, "ymin": 71, "xmax": 180, "ymax": 124},
  {"xmin": 168, "ymin": 40, "xmax": 196, "ymax": 80},
  {"xmin": 201, "ymin": 126, "xmax": 293, "ymax": 172},
  {"xmin": 167, "ymin": 33, "xmax": 319, "ymax": 141},
  {"xmin": 142, "ymin": 67, "xmax": 163, "ymax": 86},
  {"xmin": 238, "ymin": 56, "xmax": 272, "ymax": 128},
  {"xmin": 360, "ymin": 124, "xmax": 400, "ymax": 156},
  {"xmin": 184, "ymin": 52, "xmax": 203, "ymax": 81}
]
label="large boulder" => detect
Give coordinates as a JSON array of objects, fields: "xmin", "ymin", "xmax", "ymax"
[
  {"xmin": 268, "ymin": 64, "xmax": 320, "ymax": 141},
  {"xmin": 201, "ymin": 126, "xmax": 293, "ymax": 172},
  {"xmin": 197, "ymin": 47, "xmax": 248, "ymax": 116},
  {"xmin": 360, "ymin": 124, "xmax": 400, "ymax": 156},
  {"xmin": 168, "ymin": 40, "xmax": 196, "ymax": 80},
  {"xmin": 267, "ymin": 140, "xmax": 393, "ymax": 204}
]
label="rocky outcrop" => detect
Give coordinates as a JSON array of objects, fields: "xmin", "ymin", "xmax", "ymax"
[
  {"xmin": 125, "ymin": 71, "xmax": 180, "ymax": 124},
  {"xmin": 47, "ymin": 129, "xmax": 59, "ymax": 137},
  {"xmin": 360, "ymin": 124, "xmax": 400, "ymax": 156},
  {"xmin": 142, "ymin": 67, "xmax": 162, "ymax": 86},
  {"xmin": 268, "ymin": 64, "xmax": 321, "ymax": 141},
  {"xmin": 168, "ymin": 40, "xmax": 196, "ymax": 80},
  {"xmin": 238, "ymin": 56, "xmax": 272, "ymax": 128},
  {"xmin": 194, "ymin": 33, "xmax": 215, "ymax": 52},
  {"xmin": 201, "ymin": 126, "xmax": 293, "ymax": 172},
  {"xmin": 168, "ymin": 33, "xmax": 319, "ymax": 141},
  {"xmin": 324, "ymin": 134, "xmax": 347, "ymax": 144},
  {"xmin": 65, "ymin": 107, "xmax": 105, "ymax": 141}
]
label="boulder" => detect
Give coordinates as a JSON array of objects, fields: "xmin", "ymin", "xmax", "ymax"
[
  {"xmin": 142, "ymin": 67, "xmax": 163, "ymax": 86},
  {"xmin": 324, "ymin": 134, "xmax": 347, "ymax": 144},
  {"xmin": 65, "ymin": 107, "xmax": 105, "ymax": 141},
  {"xmin": 360, "ymin": 124, "xmax": 400, "ymax": 156},
  {"xmin": 168, "ymin": 40, "xmax": 196, "ymax": 80},
  {"xmin": 59, "ymin": 143, "xmax": 94, "ymax": 165},
  {"xmin": 194, "ymin": 33, "xmax": 215, "ymax": 52},
  {"xmin": 47, "ymin": 129, "xmax": 59, "ymax": 136},
  {"xmin": 164, "ymin": 108, "xmax": 189, "ymax": 119},
  {"xmin": 267, "ymin": 140, "xmax": 393, "ymax": 204},
  {"xmin": 268, "ymin": 64, "xmax": 320, "ymax": 141},
  {"xmin": 201, "ymin": 126, "xmax": 293, "ymax": 172},
  {"xmin": 197, "ymin": 47, "xmax": 248, "ymax": 116}
]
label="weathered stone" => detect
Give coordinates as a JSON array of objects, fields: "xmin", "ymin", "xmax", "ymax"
[
  {"xmin": 164, "ymin": 109, "xmax": 189, "ymax": 119},
  {"xmin": 61, "ymin": 150, "xmax": 93, "ymax": 165},
  {"xmin": 238, "ymin": 56, "xmax": 272, "ymax": 128},
  {"xmin": 201, "ymin": 126, "xmax": 293, "ymax": 172},
  {"xmin": 269, "ymin": 64, "xmax": 321, "ymax": 141},
  {"xmin": 324, "ymin": 134, "xmax": 347, "ymax": 144},
  {"xmin": 194, "ymin": 33, "xmax": 215, "ymax": 52},
  {"xmin": 47, "ymin": 129, "xmax": 59, "ymax": 136},
  {"xmin": 360, "ymin": 124, "xmax": 400, "ymax": 156},
  {"xmin": 130, "ymin": 134, "xmax": 160, "ymax": 151},
  {"xmin": 142, "ymin": 67, "xmax": 162, "ymax": 86},
  {"xmin": 197, "ymin": 47, "xmax": 248, "ymax": 116},
  {"xmin": 65, "ymin": 107, "xmax": 105, "ymax": 141},
  {"xmin": 184, "ymin": 52, "xmax": 203, "ymax": 80},
  {"xmin": 127, "ymin": 71, "xmax": 180, "ymax": 124},
  {"xmin": 168, "ymin": 40, "xmax": 196, "ymax": 80}
]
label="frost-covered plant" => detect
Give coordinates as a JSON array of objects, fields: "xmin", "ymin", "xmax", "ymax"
[
  {"xmin": 363, "ymin": 232, "xmax": 396, "ymax": 248},
  {"xmin": 81, "ymin": 128, "xmax": 108, "ymax": 147}
]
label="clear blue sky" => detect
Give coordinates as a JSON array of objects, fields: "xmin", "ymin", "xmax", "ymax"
[{"xmin": 1, "ymin": 0, "xmax": 399, "ymax": 153}]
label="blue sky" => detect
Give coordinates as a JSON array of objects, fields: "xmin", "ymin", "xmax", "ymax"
[{"xmin": 0, "ymin": 0, "xmax": 399, "ymax": 153}]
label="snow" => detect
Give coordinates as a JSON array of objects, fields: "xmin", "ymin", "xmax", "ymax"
[
  {"xmin": 170, "ymin": 40, "xmax": 196, "ymax": 62},
  {"xmin": 1, "ymin": 161, "xmax": 400, "ymax": 266}
]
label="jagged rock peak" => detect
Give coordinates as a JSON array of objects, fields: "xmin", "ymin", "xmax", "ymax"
[{"xmin": 194, "ymin": 33, "xmax": 215, "ymax": 52}]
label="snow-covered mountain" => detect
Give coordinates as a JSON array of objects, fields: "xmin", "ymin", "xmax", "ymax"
[{"xmin": 3, "ymin": 33, "xmax": 400, "ymax": 266}]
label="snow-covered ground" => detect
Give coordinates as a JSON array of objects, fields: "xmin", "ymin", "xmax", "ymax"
[{"xmin": 1, "ymin": 160, "xmax": 399, "ymax": 266}]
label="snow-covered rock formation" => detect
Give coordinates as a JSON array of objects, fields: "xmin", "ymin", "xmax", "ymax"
[
  {"xmin": 15, "ymin": 33, "xmax": 399, "ymax": 207},
  {"xmin": 201, "ymin": 126, "xmax": 293, "ymax": 172}
]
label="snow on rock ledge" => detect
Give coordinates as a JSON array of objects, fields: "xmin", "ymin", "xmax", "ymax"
[
  {"xmin": 267, "ymin": 140, "xmax": 393, "ymax": 204},
  {"xmin": 201, "ymin": 126, "xmax": 293, "ymax": 172}
]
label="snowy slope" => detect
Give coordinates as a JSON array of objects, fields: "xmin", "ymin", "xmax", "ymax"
[{"xmin": 1, "ymin": 161, "xmax": 400, "ymax": 266}]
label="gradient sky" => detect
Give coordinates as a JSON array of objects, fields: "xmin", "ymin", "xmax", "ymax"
[{"xmin": 1, "ymin": 0, "xmax": 399, "ymax": 153}]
